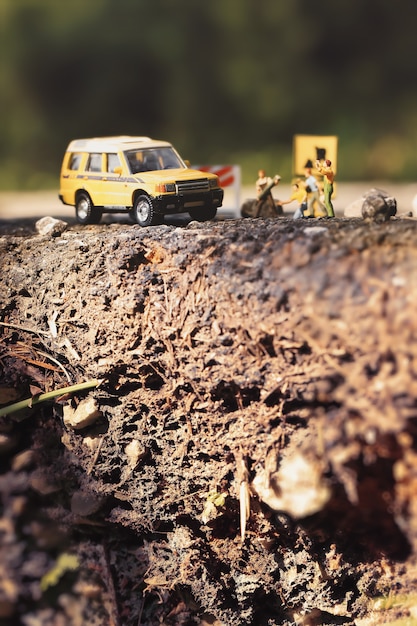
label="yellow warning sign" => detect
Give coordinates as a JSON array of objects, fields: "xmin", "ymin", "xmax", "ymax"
[{"xmin": 293, "ymin": 135, "xmax": 338, "ymax": 177}]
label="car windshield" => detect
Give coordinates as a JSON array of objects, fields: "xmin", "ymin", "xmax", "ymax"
[{"xmin": 125, "ymin": 147, "xmax": 184, "ymax": 174}]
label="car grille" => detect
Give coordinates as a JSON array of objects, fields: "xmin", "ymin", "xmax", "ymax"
[{"xmin": 176, "ymin": 179, "xmax": 210, "ymax": 194}]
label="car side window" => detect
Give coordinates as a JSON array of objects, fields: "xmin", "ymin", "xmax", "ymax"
[
  {"xmin": 107, "ymin": 153, "xmax": 121, "ymax": 173},
  {"xmin": 86, "ymin": 153, "xmax": 102, "ymax": 172},
  {"xmin": 68, "ymin": 153, "xmax": 82, "ymax": 170}
]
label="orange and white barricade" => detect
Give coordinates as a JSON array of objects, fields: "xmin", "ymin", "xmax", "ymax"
[{"xmin": 194, "ymin": 164, "xmax": 241, "ymax": 218}]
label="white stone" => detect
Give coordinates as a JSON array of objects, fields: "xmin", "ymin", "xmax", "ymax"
[
  {"xmin": 63, "ymin": 397, "xmax": 102, "ymax": 430},
  {"xmin": 35, "ymin": 216, "xmax": 68, "ymax": 237}
]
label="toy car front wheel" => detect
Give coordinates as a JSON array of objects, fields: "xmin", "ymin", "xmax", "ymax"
[
  {"xmin": 75, "ymin": 192, "xmax": 102, "ymax": 224},
  {"xmin": 133, "ymin": 195, "xmax": 158, "ymax": 227}
]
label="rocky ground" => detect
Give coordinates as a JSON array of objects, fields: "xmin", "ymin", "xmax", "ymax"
[{"xmin": 1, "ymin": 210, "xmax": 417, "ymax": 626}]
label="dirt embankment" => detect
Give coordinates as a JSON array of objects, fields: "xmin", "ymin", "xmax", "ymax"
[{"xmin": 1, "ymin": 215, "xmax": 417, "ymax": 625}]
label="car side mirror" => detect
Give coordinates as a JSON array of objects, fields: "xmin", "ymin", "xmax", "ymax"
[
  {"xmin": 184, "ymin": 160, "xmax": 191, "ymax": 168},
  {"xmin": 113, "ymin": 167, "xmax": 122, "ymax": 176}
]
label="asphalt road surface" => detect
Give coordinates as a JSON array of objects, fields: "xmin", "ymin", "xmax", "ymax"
[{"xmin": 1, "ymin": 182, "xmax": 417, "ymax": 223}]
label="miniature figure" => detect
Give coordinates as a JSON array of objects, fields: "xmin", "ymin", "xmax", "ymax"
[
  {"xmin": 256, "ymin": 169, "xmax": 271, "ymax": 197},
  {"xmin": 315, "ymin": 159, "xmax": 335, "ymax": 218},
  {"xmin": 277, "ymin": 181, "xmax": 307, "ymax": 219},
  {"xmin": 254, "ymin": 170, "xmax": 281, "ymax": 217},
  {"xmin": 240, "ymin": 169, "xmax": 282, "ymax": 218},
  {"xmin": 304, "ymin": 163, "xmax": 326, "ymax": 218}
]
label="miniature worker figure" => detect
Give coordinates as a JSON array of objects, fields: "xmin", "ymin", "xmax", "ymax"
[
  {"xmin": 304, "ymin": 165, "xmax": 326, "ymax": 218},
  {"xmin": 255, "ymin": 169, "xmax": 276, "ymax": 205},
  {"xmin": 315, "ymin": 159, "xmax": 335, "ymax": 218},
  {"xmin": 256, "ymin": 169, "xmax": 268, "ymax": 196},
  {"xmin": 278, "ymin": 181, "xmax": 307, "ymax": 219},
  {"xmin": 255, "ymin": 169, "xmax": 281, "ymax": 217}
]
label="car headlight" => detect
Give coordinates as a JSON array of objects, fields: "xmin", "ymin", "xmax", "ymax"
[
  {"xmin": 209, "ymin": 177, "xmax": 219, "ymax": 189},
  {"xmin": 156, "ymin": 183, "xmax": 176, "ymax": 193}
]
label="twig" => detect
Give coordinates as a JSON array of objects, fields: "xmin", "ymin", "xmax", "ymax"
[
  {"xmin": 137, "ymin": 594, "xmax": 145, "ymax": 626},
  {"xmin": 102, "ymin": 542, "xmax": 122, "ymax": 626},
  {"xmin": 35, "ymin": 349, "xmax": 72, "ymax": 383},
  {"xmin": 237, "ymin": 454, "xmax": 251, "ymax": 542},
  {"xmin": 87, "ymin": 436, "xmax": 104, "ymax": 475},
  {"xmin": 0, "ymin": 321, "xmax": 49, "ymax": 336},
  {"xmin": 0, "ymin": 379, "xmax": 102, "ymax": 418},
  {"xmin": 1, "ymin": 326, "xmax": 73, "ymax": 382},
  {"xmin": 61, "ymin": 337, "xmax": 81, "ymax": 361}
]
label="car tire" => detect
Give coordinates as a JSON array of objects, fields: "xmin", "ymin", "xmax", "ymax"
[
  {"xmin": 133, "ymin": 195, "xmax": 158, "ymax": 227},
  {"xmin": 75, "ymin": 192, "xmax": 102, "ymax": 224},
  {"xmin": 189, "ymin": 206, "xmax": 217, "ymax": 221}
]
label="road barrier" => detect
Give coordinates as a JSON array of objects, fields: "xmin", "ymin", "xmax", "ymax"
[{"xmin": 194, "ymin": 165, "xmax": 241, "ymax": 216}]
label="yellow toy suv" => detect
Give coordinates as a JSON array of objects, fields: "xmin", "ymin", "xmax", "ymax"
[{"xmin": 59, "ymin": 136, "xmax": 224, "ymax": 226}]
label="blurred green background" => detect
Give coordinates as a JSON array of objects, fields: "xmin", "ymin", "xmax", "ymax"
[{"xmin": 1, "ymin": 0, "xmax": 417, "ymax": 189}]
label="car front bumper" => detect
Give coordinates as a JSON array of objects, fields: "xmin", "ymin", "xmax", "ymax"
[{"xmin": 153, "ymin": 189, "xmax": 224, "ymax": 214}]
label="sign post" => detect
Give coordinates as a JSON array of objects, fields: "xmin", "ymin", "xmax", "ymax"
[{"xmin": 293, "ymin": 135, "xmax": 338, "ymax": 177}]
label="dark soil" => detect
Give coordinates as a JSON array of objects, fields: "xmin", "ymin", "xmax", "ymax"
[{"xmin": 2, "ymin": 213, "xmax": 417, "ymax": 625}]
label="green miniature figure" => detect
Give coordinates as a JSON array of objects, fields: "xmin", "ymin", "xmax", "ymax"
[{"xmin": 315, "ymin": 159, "xmax": 335, "ymax": 218}]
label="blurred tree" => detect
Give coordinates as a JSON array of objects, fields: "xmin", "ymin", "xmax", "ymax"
[{"xmin": 2, "ymin": 0, "xmax": 417, "ymax": 187}]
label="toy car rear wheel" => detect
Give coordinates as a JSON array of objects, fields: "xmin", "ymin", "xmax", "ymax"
[
  {"xmin": 133, "ymin": 195, "xmax": 158, "ymax": 227},
  {"xmin": 75, "ymin": 192, "xmax": 102, "ymax": 224},
  {"xmin": 189, "ymin": 206, "xmax": 217, "ymax": 221}
]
